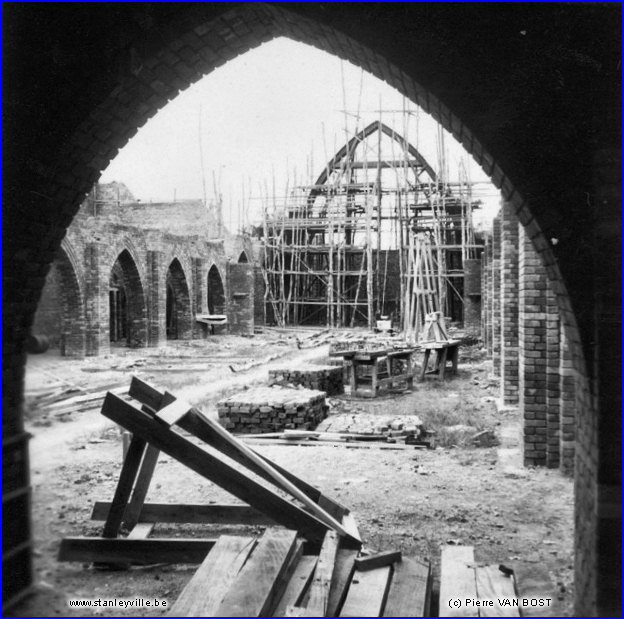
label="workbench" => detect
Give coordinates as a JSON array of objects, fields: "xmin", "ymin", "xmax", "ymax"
[
  {"xmin": 419, "ymin": 339, "xmax": 461, "ymax": 380},
  {"xmin": 330, "ymin": 348, "xmax": 417, "ymax": 398}
]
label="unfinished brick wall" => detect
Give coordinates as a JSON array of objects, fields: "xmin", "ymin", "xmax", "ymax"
[
  {"xmin": 500, "ymin": 202, "xmax": 519, "ymax": 405},
  {"xmin": 32, "ymin": 185, "xmax": 255, "ymax": 355}
]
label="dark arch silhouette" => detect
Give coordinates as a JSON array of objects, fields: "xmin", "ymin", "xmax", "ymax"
[
  {"xmin": 109, "ymin": 249, "xmax": 148, "ymax": 347},
  {"xmin": 237, "ymin": 251, "xmax": 249, "ymax": 264},
  {"xmin": 166, "ymin": 258, "xmax": 192, "ymax": 340},
  {"xmin": 207, "ymin": 265, "xmax": 226, "ymax": 315}
]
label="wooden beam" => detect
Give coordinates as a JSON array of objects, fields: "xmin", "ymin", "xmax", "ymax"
[
  {"xmin": 178, "ymin": 409, "xmax": 356, "ymax": 541},
  {"xmin": 383, "ymin": 557, "xmax": 431, "ymax": 617},
  {"xmin": 439, "ymin": 545, "xmax": 477, "ymax": 617},
  {"xmin": 273, "ymin": 556, "xmax": 317, "ymax": 617},
  {"xmin": 128, "ymin": 377, "xmax": 352, "ymax": 533},
  {"xmin": 58, "ymin": 537, "xmax": 216, "ymax": 564},
  {"xmin": 216, "ymin": 529, "xmax": 299, "ymax": 617},
  {"xmin": 101, "ymin": 393, "xmax": 332, "ymax": 546},
  {"xmin": 306, "ymin": 531, "xmax": 340, "ymax": 616},
  {"xmin": 123, "ymin": 445, "xmax": 160, "ymax": 530},
  {"xmin": 326, "ymin": 546, "xmax": 358, "ymax": 617},
  {"xmin": 155, "ymin": 398, "xmax": 192, "ymax": 426},
  {"xmin": 101, "ymin": 435, "xmax": 146, "ymax": 538},
  {"xmin": 129, "ymin": 376, "xmax": 349, "ymax": 522},
  {"xmin": 475, "ymin": 566, "xmax": 519, "ymax": 617},
  {"xmin": 340, "ymin": 566, "xmax": 392, "ymax": 617},
  {"xmin": 355, "ymin": 550, "xmax": 402, "ymax": 572},
  {"xmin": 91, "ymin": 501, "xmax": 276, "ymax": 526},
  {"xmin": 126, "ymin": 523, "xmax": 154, "ymax": 540},
  {"xmin": 169, "ymin": 536, "xmax": 256, "ymax": 616}
]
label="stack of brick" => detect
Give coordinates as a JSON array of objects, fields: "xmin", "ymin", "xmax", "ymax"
[
  {"xmin": 217, "ymin": 386, "xmax": 328, "ymax": 433},
  {"xmin": 268, "ymin": 364, "xmax": 344, "ymax": 395}
]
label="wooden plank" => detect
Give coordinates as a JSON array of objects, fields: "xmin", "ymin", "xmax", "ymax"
[
  {"xmin": 475, "ymin": 565, "xmax": 520, "ymax": 616},
  {"xmin": 326, "ymin": 547, "xmax": 358, "ymax": 617},
  {"xmin": 169, "ymin": 535, "xmax": 256, "ymax": 616},
  {"xmin": 340, "ymin": 566, "xmax": 392, "ymax": 617},
  {"xmin": 101, "ymin": 434, "xmax": 147, "ymax": 538},
  {"xmin": 129, "ymin": 376, "xmax": 350, "ymax": 521},
  {"xmin": 123, "ymin": 444, "xmax": 160, "ymax": 530},
  {"xmin": 91, "ymin": 501, "xmax": 276, "ymax": 526},
  {"xmin": 355, "ymin": 550, "xmax": 402, "ymax": 572},
  {"xmin": 216, "ymin": 529, "xmax": 299, "ymax": 617},
  {"xmin": 101, "ymin": 393, "xmax": 331, "ymax": 546},
  {"xmin": 126, "ymin": 523, "xmax": 154, "ymax": 540},
  {"xmin": 306, "ymin": 531, "xmax": 340, "ymax": 616},
  {"xmin": 383, "ymin": 557, "xmax": 431, "ymax": 617},
  {"xmin": 155, "ymin": 399, "xmax": 192, "ymax": 426},
  {"xmin": 511, "ymin": 563, "xmax": 560, "ymax": 617},
  {"xmin": 273, "ymin": 556, "xmax": 318, "ymax": 617},
  {"xmin": 57, "ymin": 537, "xmax": 216, "ymax": 564},
  {"xmin": 439, "ymin": 545, "xmax": 477, "ymax": 617},
  {"xmin": 340, "ymin": 513, "xmax": 360, "ymax": 546}
]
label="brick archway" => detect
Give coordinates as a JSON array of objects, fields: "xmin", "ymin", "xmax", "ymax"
[
  {"xmin": 207, "ymin": 264, "xmax": 226, "ymax": 315},
  {"xmin": 109, "ymin": 249, "xmax": 148, "ymax": 347},
  {"xmin": 33, "ymin": 242, "xmax": 86, "ymax": 358},
  {"xmin": 166, "ymin": 258, "xmax": 192, "ymax": 340},
  {"xmin": 3, "ymin": 4, "xmax": 619, "ymax": 614}
]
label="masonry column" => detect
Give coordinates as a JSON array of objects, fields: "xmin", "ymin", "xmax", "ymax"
[
  {"xmin": 463, "ymin": 258, "xmax": 481, "ymax": 337},
  {"xmin": 483, "ymin": 235, "xmax": 492, "ymax": 356},
  {"xmin": 559, "ymin": 324, "xmax": 575, "ymax": 476},
  {"xmin": 546, "ymin": 287, "xmax": 561, "ymax": 468},
  {"xmin": 192, "ymin": 257, "xmax": 206, "ymax": 338},
  {"xmin": 491, "ymin": 215, "xmax": 502, "ymax": 376},
  {"xmin": 84, "ymin": 242, "xmax": 109, "ymax": 356},
  {"xmin": 500, "ymin": 202, "xmax": 519, "ymax": 405},
  {"xmin": 147, "ymin": 250, "xmax": 166, "ymax": 347},
  {"xmin": 518, "ymin": 224, "xmax": 548, "ymax": 466}
]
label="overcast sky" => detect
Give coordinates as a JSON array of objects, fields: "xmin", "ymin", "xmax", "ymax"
[{"xmin": 101, "ymin": 37, "xmax": 500, "ymax": 231}]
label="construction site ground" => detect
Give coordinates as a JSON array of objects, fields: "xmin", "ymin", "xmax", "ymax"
[{"xmin": 17, "ymin": 329, "xmax": 574, "ymax": 616}]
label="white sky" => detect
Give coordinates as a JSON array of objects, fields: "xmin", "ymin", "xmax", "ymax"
[{"xmin": 101, "ymin": 37, "xmax": 500, "ymax": 231}]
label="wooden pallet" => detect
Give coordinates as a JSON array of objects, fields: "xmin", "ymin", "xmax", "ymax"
[{"xmin": 168, "ymin": 532, "xmax": 430, "ymax": 617}]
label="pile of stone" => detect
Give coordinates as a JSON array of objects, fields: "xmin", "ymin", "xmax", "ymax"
[
  {"xmin": 217, "ymin": 386, "xmax": 328, "ymax": 434},
  {"xmin": 268, "ymin": 364, "xmax": 344, "ymax": 396}
]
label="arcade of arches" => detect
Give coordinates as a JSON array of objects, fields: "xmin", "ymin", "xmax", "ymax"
[{"xmin": 3, "ymin": 4, "xmax": 620, "ymax": 615}]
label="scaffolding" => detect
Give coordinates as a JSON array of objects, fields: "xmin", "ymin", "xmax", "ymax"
[{"xmin": 261, "ymin": 115, "xmax": 482, "ymax": 338}]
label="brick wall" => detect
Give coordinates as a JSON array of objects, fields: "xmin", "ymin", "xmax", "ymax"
[
  {"xmin": 490, "ymin": 216, "xmax": 501, "ymax": 376},
  {"xmin": 463, "ymin": 258, "xmax": 481, "ymax": 335},
  {"xmin": 484, "ymin": 235, "xmax": 493, "ymax": 355},
  {"xmin": 227, "ymin": 263, "xmax": 255, "ymax": 335},
  {"xmin": 32, "ymin": 185, "xmax": 253, "ymax": 353},
  {"xmin": 518, "ymin": 223, "xmax": 548, "ymax": 466},
  {"xmin": 545, "ymin": 288, "xmax": 561, "ymax": 468},
  {"xmin": 559, "ymin": 325, "xmax": 576, "ymax": 476},
  {"xmin": 500, "ymin": 202, "xmax": 519, "ymax": 405}
]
